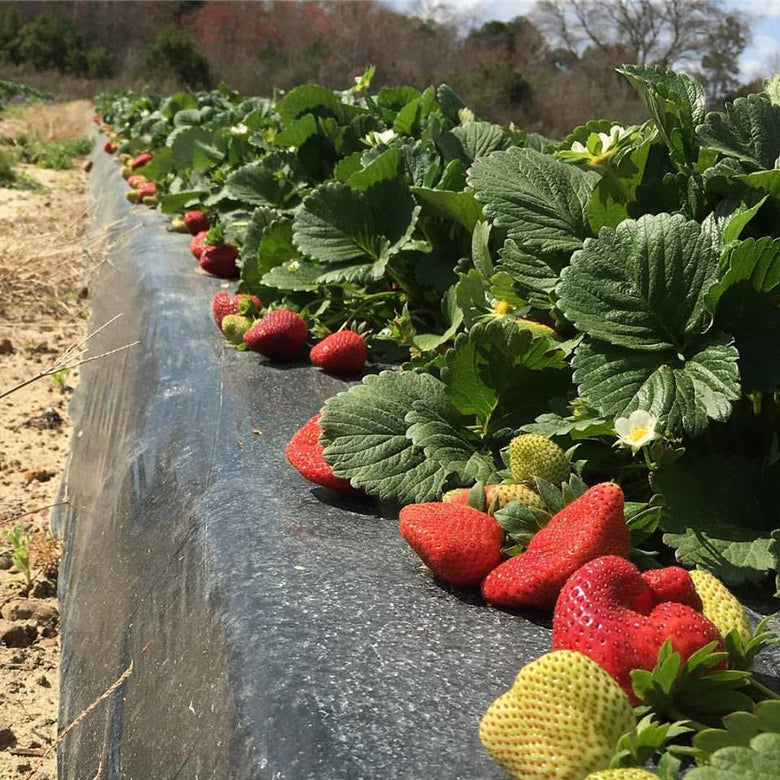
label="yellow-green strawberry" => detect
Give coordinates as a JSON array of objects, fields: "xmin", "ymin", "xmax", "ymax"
[
  {"xmin": 442, "ymin": 484, "xmax": 545, "ymax": 511},
  {"xmin": 480, "ymin": 650, "xmax": 636, "ymax": 780},
  {"xmin": 509, "ymin": 433, "xmax": 569, "ymax": 486},
  {"xmin": 491, "ymin": 483, "xmax": 546, "ymax": 511},
  {"xmin": 584, "ymin": 770, "xmax": 658, "ymax": 779},
  {"xmin": 221, "ymin": 314, "xmax": 253, "ymax": 345},
  {"xmin": 689, "ymin": 569, "xmax": 752, "ymax": 646}
]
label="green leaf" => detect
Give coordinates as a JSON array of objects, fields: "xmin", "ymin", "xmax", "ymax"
[
  {"xmin": 655, "ymin": 454, "xmax": 780, "ymax": 586},
  {"xmin": 159, "ymin": 189, "xmax": 206, "ymax": 214},
  {"xmin": 320, "ymin": 371, "xmax": 456, "ymax": 504},
  {"xmin": 471, "ymin": 221, "xmax": 493, "ymax": 275},
  {"xmin": 239, "ymin": 218, "xmax": 299, "ymax": 294},
  {"xmin": 261, "ymin": 260, "xmax": 321, "ymax": 291},
  {"xmin": 686, "ymin": 732, "xmax": 780, "ymax": 778},
  {"xmin": 619, "ymin": 64, "xmax": 705, "ymax": 165},
  {"xmin": 736, "ymin": 170, "xmax": 780, "ymax": 197},
  {"xmin": 558, "ymin": 214, "xmax": 721, "ymax": 352},
  {"xmin": 469, "ymin": 147, "xmax": 597, "ymax": 258},
  {"xmin": 572, "ymin": 336, "xmax": 740, "ymax": 437},
  {"xmin": 707, "ymin": 238, "xmax": 780, "ymax": 310},
  {"xmin": 275, "ymin": 112, "xmax": 318, "ymax": 148},
  {"xmin": 225, "ymin": 156, "xmax": 302, "ymax": 208},
  {"xmin": 409, "ymin": 187, "xmax": 484, "ymax": 231},
  {"xmin": 441, "ymin": 319, "xmax": 570, "ymax": 435},
  {"xmin": 494, "ymin": 501, "xmax": 545, "ymax": 547},
  {"xmin": 294, "ymin": 182, "xmax": 377, "ymax": 262},
  {"xmin": 276, "ymin": 84, "xmax": 344, "ymax": 124},
  {"xmin": 345, "ymin": 148, "xmax": 402, "ymax": 192},
  {"xmin": 170, "ymin": 126, "xmax": 223, "ymax": 169},
  {"xmin": 450, "ymin": 121, "xmax": 511, "ymax": 162},
  {"xmin": 406, "ymin": 392, "xmax": 498, "ymax": 484},
  {"xmin": 521, "ymin": 412, "xmax": 614, "ymax": 440},
  {"xmin": 698, "ymin": 94, "xmax": 780, "ymax": 170},
  {"xmin": 133, "ymin": 146, "xmax": 173, "ymax": 180}
]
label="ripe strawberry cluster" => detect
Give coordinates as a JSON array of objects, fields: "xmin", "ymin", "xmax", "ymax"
[
  {"xmin": 212, "ymin": 291, "xmax": 367, "ymax": 373},
  {"xmin": 284, "ymin": 424, "xmax": 755, "ymax": 779},
  {"xmin": 99, "ymin": 121, "xmax": 369, "ymax": 374}
]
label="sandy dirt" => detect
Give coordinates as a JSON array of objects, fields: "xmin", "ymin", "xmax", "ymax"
[{"xmin": 0, "ymin": 100, "xmax": 91, "ymax": 780}]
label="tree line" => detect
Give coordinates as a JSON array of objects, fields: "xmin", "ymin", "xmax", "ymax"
[{"xmin": 0, "ymin": 0, "xmax": 758, "ymax": 138}]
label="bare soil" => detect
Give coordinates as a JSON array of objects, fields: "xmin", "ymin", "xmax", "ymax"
[{"xmin": 0, "ymin": 100, "xmax": 91, "ymax": 780}]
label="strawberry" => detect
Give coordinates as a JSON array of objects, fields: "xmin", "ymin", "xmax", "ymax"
[
  {"xmin": 136, "ymin": 182, "xmax": 156, "ymax": 199},
  {"xmin": 285, "ymin": 413, "xmax": 356, "ymax": 493},
  {"xmin": 120, "ymin": 165, "xmax": 132, "ymax": 179},
  {"xmin": 482, "ymin": 482, "xmax": 629, "ymax": 610},
  {"xmin": 130, "ymin": 152, "xmax": 153, "ymax": 170},
  {"xmin": 585, "ymin": 771, "xmax": 659, "ymax": 779},
  {"xmin": 211, "ymin": 291, "xmax": 262, "ymax": 329},
  {"xmin": 190, "ymin": 231, "xmax": 208, "ymax": 260},
  {"xmin": 169, "ymin": 216, "xmax": 188, "ymax": 233},
  {"xmin": 399, "ymin": 503, "xmax": 504, "ymax": 587},
  {"xmin": 642, "ymin": 567, "xmax": 702, "ymax": 611},
  {"xmin": 184, "ymin": 210, "xmax": 210, "ymax": 235},
  {"xmin": 552, "ymin": 556, "xmax": 725, "ymax": 701},
  {"xmin": 125, "ymin": 190, "xmax": 140, "ymax": 204},
  {"xmin": 243, "ymin": 309, "xmax": 307, "ymax": 361},
  {"xmin": 689, "ymin": 569, "xmax": 752, "ymax": 646},
  {"xmin": 199, "ymin": 244, "xmax": 238, "ymax": 278},
  {"xmin": 104, "ymin": 141, "xmax": 117, "ymax": 154},
  {"xmin": 443, "ymin": 484, "xmax": 545, "ymax": 512},
  {"xmin": 221, "ymin": 314, "xmax": 253, "ymax": 344},
  {"xmin": 509, "ymin": 433, "xmax": 569, "ymax": 486},
  {"xmin": 480, "ymin": 650, "xmax": 636, "ymax": 780},
  {"xmin": 127, "ymin": 174, "xmax": 147, "ymax": 188},
  {"xmin": 309, "ymin": 330, "xmax": 366, "ymax": 374}
]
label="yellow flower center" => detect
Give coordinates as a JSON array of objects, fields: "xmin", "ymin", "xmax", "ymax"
[
  {"xmin": 493, "ymin": 301, "xmax": 513, "ymax": 315},
  {"xmin": 629, "ymin": 426, "xmax": 649, "ymax": 442}
]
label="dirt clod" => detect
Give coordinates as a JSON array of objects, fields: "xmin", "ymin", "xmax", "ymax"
[
  {"xmin": 0, "ymin": 621, "xmax": 38, "ymax": 648},
  {"xmin": 1, "ymin": 600, "xmax": 58, "ymax": 629},
  {"xmin": 0, "ymin": 340, "xmax": 13, "ymax": 355},
  {"xmin": 0, "ymin": 724, "xmax": 16, "ymax": 751}
]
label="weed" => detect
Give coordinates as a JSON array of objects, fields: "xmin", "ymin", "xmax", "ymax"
[
  {"xmin": 3, "ymin": 524, "xmax": 32, "ymax": 590},
  {"xmin": 50, "ymin": 367, "xmax": 71, "ymax": 390}
]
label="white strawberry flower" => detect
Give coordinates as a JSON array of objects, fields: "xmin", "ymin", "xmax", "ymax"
[
  {"xmin": 362, "ymin": 129, "xmax": 396, "ymax": 147},
  {"xmin": 230, "ymin": 123, "xmax": 248, "ymax": 136},
  {"xmin": 614, "ymin": 410, "xmax": 661, "ymax": 452}
]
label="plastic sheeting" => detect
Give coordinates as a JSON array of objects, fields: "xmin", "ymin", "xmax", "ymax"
[{"xmin": 55, "ymin": 145, "xmax": 780, "ymax": 780}]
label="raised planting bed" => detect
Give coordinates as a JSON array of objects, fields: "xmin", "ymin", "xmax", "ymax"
[{"xmin": 53, "ymin": 137, "xmax": 553, "ymax": 780}]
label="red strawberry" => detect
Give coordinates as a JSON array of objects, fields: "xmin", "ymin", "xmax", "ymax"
[
  {"xmin": 190, "ymin": 231, "xmax": 208, "ymax": 260},
  {"xmin": 184, "ymin": 210, "xmax": 210, "ymax": 235},
  {"xmin": 127, "ymin": 174, "xmax": 147, "ymax": 189},
  {"xmin": 210, "ymin": 291, "xmax": 262, "ymax": 329},
  {"xmin": 399, "ymin": 502, "xmax": 504, "ymax": 588},
  {"xmin": 199, "ymin": 244, "xmax": 238, "ymax": 278},
  {"xmin": 285, "ymin": 413, "xmax": 356, "ymax": 493},
  {"xmin": 552, "ymin": 556, "xmax": 724, "ymax": 701},
  {"xmin": 310, "ymin": 330, "xmax": 367, "ymax": 374},
  {"xmin": 481, "ymin": 482, "xmax": 629, "ymax": 611},
  {"xmin": 92, "ymin": 114, "xmax": 101, "ymax": 125},
  {"xmin": 130, "ymin": 152, "xmax": 153, "ymax": 170},
  {"xmin": 136, "ymin": 182, "xmax": 156, "ymax": 199},
  {"xmin": 243, "ymin": 309, "xmax": 307, "ymax": 361},
  {"xmin": 642, "ymin": 567, "xmax": 703, "ymax": 611},
  {"xmin": 104, "ymin": 141, "xmax": 117, "ymax": 154}
]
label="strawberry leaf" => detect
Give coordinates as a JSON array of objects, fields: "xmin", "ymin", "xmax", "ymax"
[
  {"xmin": 469, "ymin": 148, "xmax": 596, "ymax": 299},
  {"xmin": 698, "ymin": 94, "xmax": 780, "ymax": 170},
  {"xmin": 685, "ymin": 732, "xmax": 780, "ymax": 778},
  {"xmin": 441, "ymin": 318, "xmax": 571, "ymax": 437},
  {"xmin": 320, "ymin": 371, "xmax": 457, "ymax": 504},
  {"xmin": 654, "ymin": 454, "xmax": 780, "ymax": 587}
]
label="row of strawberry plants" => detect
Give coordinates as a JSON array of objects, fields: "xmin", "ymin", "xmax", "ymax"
[{"xmin": 92, "ymin": 66, "xmax": 780, "ymax": 777}]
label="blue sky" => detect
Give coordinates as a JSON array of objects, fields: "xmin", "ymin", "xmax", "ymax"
[{"xmin": 383, "ymin": 0, "xmax": 780, "ymax": 81}]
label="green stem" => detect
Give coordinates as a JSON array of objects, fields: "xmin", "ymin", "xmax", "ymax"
[
  {"xmin": 601, "ymin": 162, "xmax": 633, "ymax": 203},
  {"xmin": 669, "ymin": 710, "xmax": 709, "ymax": 732},
  {"xmin": 750, "ymin": 678, "xmax": 780, "ymax": 700}
]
